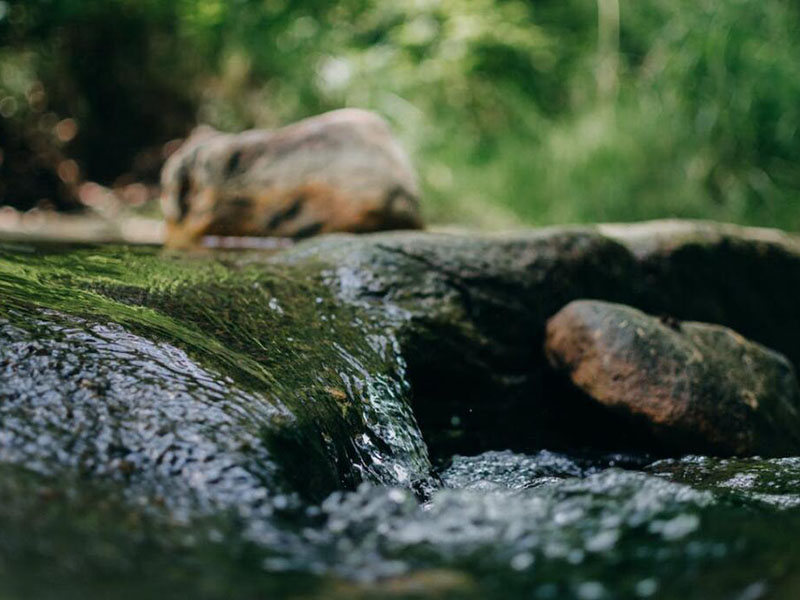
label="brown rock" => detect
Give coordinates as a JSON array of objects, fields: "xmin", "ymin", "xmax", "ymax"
[
  {"xmin": 545, "ymin": 300, "xmax": 800, "ymax": 456},
  {"xmin": 160, "ymin": 108, "xmax": 422, "ymax": 248}
]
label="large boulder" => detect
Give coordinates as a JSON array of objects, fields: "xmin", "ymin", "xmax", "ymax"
[
  {"xmin": 544, "ymin": 300, "xmax": 800, "ymax": 456},
  {"xmin": 285, "ymin": 220, "xmax": 800, "ymax": 457},
  {"xmin": 160, "ymin": 109, "xmax": 422, "ymax": 249},
  {"xmin": 281, "ymin": 229, "xmax": 641, "ymax": 456},
  {"xmin": 0, "ymin": 241, "xmax": 434, "ymax": 506}
]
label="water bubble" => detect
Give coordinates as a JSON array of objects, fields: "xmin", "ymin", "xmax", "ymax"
[
  {"xmin": 387, "ymin": 488, "xmax": 407, "ymax": 504},
  {"xmin": 0, "ymin": 96, "xmax": 18, "ymax": 118},
  {"xmin": 736, "ymin": 581, "xmax": 768, "ymax": 600},
  {"xmin": 567, "ymin": 549, "xmax": 586, "ymax": 564},
  {"xmin": 649, "ymin": 513, "xmax": 700, "ymax": 541},
  {"xmin": 584, "ymin": 529, "xmax": 620, "ymax": 553},
  {"xmin": 268, "ymin": 297, "xmax": 283, "ymax": 314}
]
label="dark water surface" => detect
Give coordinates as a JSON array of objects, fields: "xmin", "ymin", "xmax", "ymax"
[{"xmin": 4, "ymin": 449, "xmax": 800, "ymax": 599}]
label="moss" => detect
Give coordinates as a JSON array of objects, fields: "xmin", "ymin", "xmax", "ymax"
[
  {"xmin": 0, "ymin": 241, "xmax": 432, "ymax": 498},
  {"xmin": 3, "ymin": 223, "xmax": 800, "ymax": 598}
]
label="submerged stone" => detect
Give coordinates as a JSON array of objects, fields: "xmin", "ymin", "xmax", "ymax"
[{"xmin": 545, "ymin": 300, "xmax": 800, "ymax": 456}]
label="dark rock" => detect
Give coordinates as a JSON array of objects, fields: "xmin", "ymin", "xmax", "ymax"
[
  {"xmin": 287, "ymin": 221, "xmax": 800, "ymax": 458},
  {"xmin": 3, "ymin": 220, "xmax": 800, "ymax": 596},
  {"xmin": 545, "ymin": 300, "xmax": 800, "ymax": 456},
  {"xmin": 602, "ymin": 219, "xmax": 800, "ymax": 370},
  {"xmin": 3, "ymin": 220, "xmax": 800, "ymax": 490},
  {"xmin": 0, "ymin": 242, "xmax": 434, "ymax": 509},
  {"xmin": 281, "ymin": 229, "xmax": 641, "ymax": 457}
]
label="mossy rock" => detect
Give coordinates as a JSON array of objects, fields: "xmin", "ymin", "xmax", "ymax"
[
  {"xmin": 2, "ymin": 219, "xmax": 800, "ymax": 597},
  {"xmin": 0, "ymin": 241, "xmax": 432, "ymax": 505},
  {"xmin": 3, "ymin": 219, "xmax": 800, "ymax": 488}
]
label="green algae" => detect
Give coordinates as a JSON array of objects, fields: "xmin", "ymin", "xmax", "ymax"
[
  {"xmin": 0, "ymin": 241, "xmax": 432, "ymax": 498},
  {"xmin": 3, "ymin": 223, "xmax": 800, "ymax": 599}
]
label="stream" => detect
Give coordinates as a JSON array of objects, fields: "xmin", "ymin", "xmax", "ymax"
[{"xmin": 2, "ymin": 237, "xmax": 800, "ymax": 599}]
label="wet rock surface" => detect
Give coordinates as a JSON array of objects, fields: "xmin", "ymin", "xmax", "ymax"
[
  {"xmin": 286, "ymin": 220, "xmax": 800, "ymax": 458},
  {"xmin": 2, "ymin": 220, "xmax": 800, "ymax": 598},
  {"xmin": 0, "ymin": 309, "xmax": 291, "ymax": 518},
  {"xmin": 602, "ymin": 219, "xmax": 800, "ymax": 370},
  {"xmin": 545, "ymin": 300, "xmax": 800, "ymax": 456},
  {"xmin": 284, "ymin": 228, "xmax": 641, "ymax": 456},
  {"xmin": 7, "ymin": 449, "xmax": 800, "ymax": 600},
  {"xmin": 0, "ymin": 241, "xmax": 434, "ymax": 505}
]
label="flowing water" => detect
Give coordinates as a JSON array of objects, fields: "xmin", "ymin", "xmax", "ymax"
[
  {"xmin": 254, "ymin": 451, "xmax": 800, "ymax": 599},
  {"xmin": 5, "ymin": 447, "xmax": 800, "ymax": 599},
  {"xmin": 2, "ymin": 242, "xmax": 800, "ymax": 599}
]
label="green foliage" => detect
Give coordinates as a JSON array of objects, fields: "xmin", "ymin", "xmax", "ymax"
[{"xmin": 1, "ymin": 0, "xmax": 800, "ymax": 229}]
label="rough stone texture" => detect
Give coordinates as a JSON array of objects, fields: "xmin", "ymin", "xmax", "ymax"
[
  {"xmin": 602, "ymin": 219, "xmax": 800, "ymax": 370},
  {"xmin": 3, "ymin": 220, "xmax": 800, "ymax": 486},
  {"xmin": 281, "ymin": 229, "xmax": 641, "ymax": 455},
  {"xmin": 285, "ymin": 221, "xmax": 800, "ymax": 457},
  {"xmin": 545, "ymin": 300, "xmax": 800, "ymax": 456},
  {"xmin": 3, "ymin": 220, "xmax": 800, "ymax": 597},
  {"xmin": 160, "ymin": 108, "xmax": 422, "ymax": 249}
]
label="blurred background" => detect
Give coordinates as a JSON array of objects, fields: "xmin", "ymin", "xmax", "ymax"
[{"xmin": 1, "ymin": 0, "xmax": 799, "ymax": 238}]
